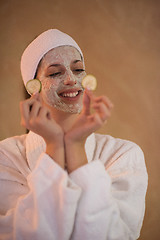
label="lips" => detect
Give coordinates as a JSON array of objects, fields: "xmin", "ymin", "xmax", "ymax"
[
  {"xmin": 61, "ymin": 91, "xmax": 79, "ymax": 97},
  {"xmin": 58, "ymin": 88, "xmax": 83, "ymax": 100}
]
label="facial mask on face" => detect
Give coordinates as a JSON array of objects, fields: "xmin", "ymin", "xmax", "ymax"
[
  {"xmin": 37, "ymin": 46, "xmax": 86, "ymax": 114},
  {"xmin": 43, "ymin": 84, "xmax": 83, "ymax": 114}
]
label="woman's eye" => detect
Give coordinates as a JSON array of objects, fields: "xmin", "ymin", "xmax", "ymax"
[
  {"xmin": 74, "ymin": 69, "xmax": 85, "ymax": 73},
  {"xmin": 49, "ymin": 72, "xmax": 61, "ymax": 77}
]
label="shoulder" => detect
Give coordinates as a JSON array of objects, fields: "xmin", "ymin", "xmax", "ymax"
[
  {"xmin": 94, "ymin": 133, "xmax": 142, "ymax": 151},
  {"xmin": 0, "ymin": 134, "xmax": 27, "ymax": 169},
  {"xmin": 0, "ymin": 134, "xmax": 27, "ymax": 154},
  {"xmin": 93, "ymin": 133, "xmax": 146, "ymax": 170}
]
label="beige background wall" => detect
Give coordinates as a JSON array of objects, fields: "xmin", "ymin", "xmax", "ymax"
[{"xmin": 0, "ymin": 0, "xmax": 160, "ymax": 239}]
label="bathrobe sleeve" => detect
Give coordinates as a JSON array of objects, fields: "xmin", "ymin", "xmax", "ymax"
[
  {"xmin": 0, "ymin": 151, "xmax": 82, "ymax": 240},
  {"xmin": 69, "ymin": 140, "xmax": 148, "ymax": 240}
]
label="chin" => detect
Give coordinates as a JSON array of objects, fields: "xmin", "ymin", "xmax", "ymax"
[{"xmin": 53, "ymin": 102, "xmax": 82, "ymax": 114}]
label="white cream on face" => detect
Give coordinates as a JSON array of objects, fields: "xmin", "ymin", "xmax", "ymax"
[{"xmin": 36, "ymin": 46, "xmax": 86, "ymax": 113}]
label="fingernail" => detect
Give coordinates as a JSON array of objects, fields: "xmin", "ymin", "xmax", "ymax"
[
  {"xmin": 86, "ymin": 86, "xmax": 91, "ymax": 91},
  {"xmin": 32, "ymin": 92, "xmax": 39, "ymax": 97}
]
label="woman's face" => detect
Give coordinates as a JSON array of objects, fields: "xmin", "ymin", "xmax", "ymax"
[{"xmin": 36, "ymin": 46, "xmax": 86, "ymax": 114}]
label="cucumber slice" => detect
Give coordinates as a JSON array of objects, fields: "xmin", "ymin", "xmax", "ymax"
[
  {"xmin": 26, "ymin": 79, "xmax": 42, "ymax": 95},
  {"xmin": 82, "ymin": 74, "xmax": 97, "ymax": 91}
]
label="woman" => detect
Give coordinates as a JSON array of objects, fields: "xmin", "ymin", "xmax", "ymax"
[{"xmin": 0, "ymin": 29, "xmax": 148, "ymax": 240}]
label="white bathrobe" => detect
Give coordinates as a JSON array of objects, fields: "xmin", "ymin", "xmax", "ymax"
[{"xmin": 0, "ymin": 131, "xmax": 148, "ymax": 240}]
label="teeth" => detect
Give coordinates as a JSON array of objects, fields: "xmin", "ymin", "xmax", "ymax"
[{"xmin": 62, "ymin": 91, "xmax": 79, "ymax": 97}]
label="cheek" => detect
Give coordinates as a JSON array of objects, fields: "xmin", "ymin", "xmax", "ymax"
[
  {"xmin": 41, "ymin": 79, "xmax": 59, "ymax": 105},
  {"xmin": 41, "ymin": 79, "xmax": 58, "ymax": 91},
  {"xmin": 75, "ymin": 72, "xmax": 86, "ymax": 83}
]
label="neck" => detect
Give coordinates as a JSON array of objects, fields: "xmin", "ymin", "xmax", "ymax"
[{"xmin": 51, "ymin": 108, "xmax": 78, "ymax": 133}]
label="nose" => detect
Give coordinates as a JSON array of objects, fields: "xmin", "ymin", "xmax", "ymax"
[{"xmin": 63, "ymin": 72, "xmax": 77, "ymax": 86}]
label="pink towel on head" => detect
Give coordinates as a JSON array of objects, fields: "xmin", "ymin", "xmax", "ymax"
[{"xmin": 20, "ymin": 29, "xmax": 84, "ymax": 86}]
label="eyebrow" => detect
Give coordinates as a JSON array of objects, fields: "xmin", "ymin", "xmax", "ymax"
[
  {"xmin": 48, "ymin": 60, "xmax": 82, "ymax": 69},
  {"xmin": 73, "ymin": 60, "xmax": 82, "ymax": 64},
  {"xmin": 48, "ymin": 64, "xmax": 61, "ymax": 68}
]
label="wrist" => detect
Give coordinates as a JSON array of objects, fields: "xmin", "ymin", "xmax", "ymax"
[
  {"xmin": 45, "ymin": 131, "xmax": 64, "ymax": 146},
  {"xmin": 64, "ymin": 133, "xmax": 86, "ymax": 147},
  {"xmin": 45, "ymin": 139, "xmax": 65, "ymax": 169},
  {"xmin": 64, "ymin": 137, "xmax": 87, "ymax": 173}
]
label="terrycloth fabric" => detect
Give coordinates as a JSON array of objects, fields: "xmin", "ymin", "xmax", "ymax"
[
  {"xmin": 20, "ymin": 29, "xmax": 84, "ymax": 86},
  {"xmin": 0, "ymin": 132, "xmax": 148, "ymax": 240}
]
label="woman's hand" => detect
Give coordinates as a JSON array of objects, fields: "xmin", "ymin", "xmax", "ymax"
[
  {"xmin": 20, "ymin": 93, "xmax": 65, "ymax": 168},
  {"xmin": 65, "ymin": 89, "xmax": 113, "ymax": 143},
  {"xmin": 64, "ymin": 89, "xmax": 114, "ymax": 173}
]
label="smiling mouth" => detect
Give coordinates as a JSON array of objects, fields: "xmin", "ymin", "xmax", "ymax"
[{"xmin": 58, "ymin": 90, "xmax": 82, "ymax": 98}]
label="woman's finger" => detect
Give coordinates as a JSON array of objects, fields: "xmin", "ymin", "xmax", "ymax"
[
  {"xmin": 94, "ymin": 95, "xmax": 114, "ymax": 110},
  {"xmin": 20, "ymin": 94, "xmax": 43, "ymax": 127},
  {"xmin": 38, "ymin": 106, "xmax": 51, "ymax": 120},
  {"xmin": 92, "ymin": 102, "xmax": 112, "ymax": 121},
  {"xmin": 84, "ymin": 88, "xmax": 95, "ymax": 100},
  {"xmin": 82, "ymin": 90, "xmax": 91, "ymax": 115},
  {"xmin": 20, "ymin": 98, "xmax": 36, "ymax": 124},
  {"xmin": 87, "ymin": 112, "xmax": 103, "ymax": 129},
  {"xmin": 85, "ymin": 89, "xmax": 114, "ymax": 110},
  {"xmin": 33, "ymin": 92, "xmax": 43, "ymax": 104},
  {"xmin": 29, "ymin": 101, "xmax": 42, "ymax": 119}
]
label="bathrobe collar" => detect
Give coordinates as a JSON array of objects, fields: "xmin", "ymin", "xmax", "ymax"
[{"xmin": 26, "ymin": 131, "xmax": 96, "ymax": 171}]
